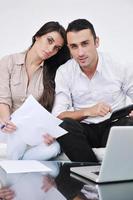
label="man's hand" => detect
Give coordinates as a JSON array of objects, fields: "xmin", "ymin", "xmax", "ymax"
[
  {"xmin": 129, "ymin": 110, "xmax": 133, "ymax": 117},
  {"xmin": 0, "ymin": 187, "xmax": 15, "ymax": 200},
  {"xmin": 43, "ymin": 134, "xmax": 55, "ymax": 145},
  {"xmin": 83, "ymin": 102, "xmax": 112, "ymax": 117}
]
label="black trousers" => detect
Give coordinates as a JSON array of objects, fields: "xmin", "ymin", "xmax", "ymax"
[{"xmin": 57, "ymin": 117, "xmax": 133, "ymax": 162}]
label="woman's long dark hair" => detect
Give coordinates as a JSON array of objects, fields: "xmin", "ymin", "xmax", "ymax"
[{"xmin": 32, "ymin": 21, "xmax": 70, "ymax": 112}]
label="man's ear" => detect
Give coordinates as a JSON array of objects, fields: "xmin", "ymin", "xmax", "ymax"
[
  {"xmin": 35, "ymin": 36, "xmax": 39, "ymax": 41},
  {"xmin": 95, "ymin": 37, "xmax": 99, "ymax": 48}
]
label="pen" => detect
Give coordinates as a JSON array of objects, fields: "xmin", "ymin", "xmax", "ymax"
[
  {"xmin": 0, "ymin": 117, "xmax": 12, "ymax": 129},
  {"xmin": 0, "ymin": 124, "xmax": 5, "ymax": 129}
]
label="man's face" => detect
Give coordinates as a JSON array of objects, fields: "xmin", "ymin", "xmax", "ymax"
[{"xmin": 67, "ymin": 29, "xmax": 99, "ymax": 69}]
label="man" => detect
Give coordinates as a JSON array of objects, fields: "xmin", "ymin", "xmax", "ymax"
[{"xmin": 52, "ymin": 19, "xmax": 133, "ymax": 162}]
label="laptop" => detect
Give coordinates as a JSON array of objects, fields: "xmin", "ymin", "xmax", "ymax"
[
  {"xmin": 97, "ymin": 181, "xmax": 133, "ymax": 200},
  {"xmin": 70, "ymin": 126, "xmax": 133, "ymax": 183}
]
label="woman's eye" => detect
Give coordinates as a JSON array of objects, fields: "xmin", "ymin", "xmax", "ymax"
[
  {"xmin": 48, "ymin": 37, "xmax": 53, "ymax": 44},
  {"xmin": 54, "ymin": 46, "xmax": 61, "ymax": 52}
]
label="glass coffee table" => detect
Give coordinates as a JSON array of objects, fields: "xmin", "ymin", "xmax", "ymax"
[{"xmin": 0, "ymin": 161, "xmax": 133, "ymax": 200}]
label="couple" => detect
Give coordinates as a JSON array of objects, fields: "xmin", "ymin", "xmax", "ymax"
[{"xmin": 0, "ymin": 19, "xmax": 133, "ymax": 161}]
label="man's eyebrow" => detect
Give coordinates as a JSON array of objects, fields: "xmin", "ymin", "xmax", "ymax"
[
  {"xmin": 69, "ymin": 40, "xmax": 90, "ymax": 46},
  {"xmin": 81, "ymin": 39, "xmax": 89, "ymax": 43},
  {"xmin": 69, "ymin": 43, "xmax": 77, "ymax": 46}
]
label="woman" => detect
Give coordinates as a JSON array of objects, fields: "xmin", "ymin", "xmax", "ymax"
[{"xmin": 0, "ymin": 21, "xmax": 70, "ymax": 160}]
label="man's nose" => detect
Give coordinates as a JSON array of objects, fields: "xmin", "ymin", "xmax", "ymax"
[{"xmin": 78, "ymin": 47, "xmax": 84, "ymax": 56}]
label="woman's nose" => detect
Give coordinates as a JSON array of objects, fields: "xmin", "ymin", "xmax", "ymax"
[{"xmin": 48, "ymin": 45, "xmax": 54, "ymax": 54}]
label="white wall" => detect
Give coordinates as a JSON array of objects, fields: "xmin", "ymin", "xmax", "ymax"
[{"xmin": 0, "ymin": 0, "xmax": 133, "ymax": 63}]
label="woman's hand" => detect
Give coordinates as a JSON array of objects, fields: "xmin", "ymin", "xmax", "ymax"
[
  {"xmin": 0, "ymin": 187, "xmax": 15, "ymax": 200},
  {"xmin": 43, "ymin": 134, "xmax": 55, "ymax": 145},
  {"xmin": 41, "ymin": 175, "xmax": 56, "ymax": 192},
  {"xmin": 0, "ymin": 104, "xmax": 16, "ymax": 133},
  {"xmin": 0, "ymin": 119, "xmax": 16, "ymax": 134}
]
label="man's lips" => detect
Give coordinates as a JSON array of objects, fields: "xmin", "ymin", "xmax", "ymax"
[{"xmin": 78, "ymin": 57, "xmax": 88, "ymax": 62}]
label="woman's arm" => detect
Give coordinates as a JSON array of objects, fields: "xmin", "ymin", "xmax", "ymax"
[
  {"xmin": 0, "ymin": 56, "xmax": 16, "ymax": 133},
  {"xmin": 0, "ymin": 103, "xmax": 16, "ymax": 133},
  {"xmin": 0, "ymin": 103, "xmax": 10, "ymax": 122}
]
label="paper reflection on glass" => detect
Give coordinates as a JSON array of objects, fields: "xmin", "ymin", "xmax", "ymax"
[{"xmin": 0, "ymin": 162, "xmax": 66, "ymax": 200}]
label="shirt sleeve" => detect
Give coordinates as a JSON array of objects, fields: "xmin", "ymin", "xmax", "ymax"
[
  {"xmin": 0, "ymin": 55, "xmax": 13, "ymax": 108},
  {"xmin": 52, "ymin": 68, "xmax": 73, "ymax": 117},
  {"xmin": 122, "ymin": 63, "xmax": 133, "ymax": 101}
]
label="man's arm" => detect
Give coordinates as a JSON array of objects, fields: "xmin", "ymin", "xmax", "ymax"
[
  {"xmin": 53, "ymin": 64, "xmax": 111, "ymax": 121},
  {"xmin": 58, "ymin": 102, "xmax": 112, "ymax": 121}
]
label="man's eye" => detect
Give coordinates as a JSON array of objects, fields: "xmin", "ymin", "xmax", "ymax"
[
  {"xmin": 82, "ymin": 42, "xmax": 89, "ymax": 46},
  {"xmin": 70, "ymin": 45, "xmax": 77, "ymax": 49}
]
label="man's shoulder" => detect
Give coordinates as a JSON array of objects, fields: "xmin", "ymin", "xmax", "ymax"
[
  {"xmin": 99, "ymin": 51, "xmax": 131, "ymax": 77},
  {"xmin": 57, "ymin": 58, "xmax": 78, "ymax": 73},
  {"xmin": 99, "ymin": 51, "xmax": 126, "ymax": 65}
]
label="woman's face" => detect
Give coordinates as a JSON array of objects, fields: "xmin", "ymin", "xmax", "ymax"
[{"xmin": 34, "ymin": 31, "xmax": 64, "ymax": 60}]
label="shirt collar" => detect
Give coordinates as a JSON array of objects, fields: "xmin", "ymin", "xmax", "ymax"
[
  {"xmin": 96, "ymin": 51, "xmax": 102, "ymax": 74},
  {"xmin": 14, "ymin": 51, "xmax": 27, "ymax": 65},
  {"xmin": 77, "ymin": 51, "xmax": 102, "ymax": 76},
  {"xmin": 15, "ymin": 49, "xmax": 43, "ymax": 68}
]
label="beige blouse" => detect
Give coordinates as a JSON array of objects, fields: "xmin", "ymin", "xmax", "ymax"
[{"xmin": 0, "ymin": 51, "xmax": 44, "ymax": 113}]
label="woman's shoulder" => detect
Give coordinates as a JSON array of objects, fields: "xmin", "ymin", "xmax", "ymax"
[
  {"xmin": 0, "ymin": 51, "xmax": 27, "ymax": 71},
  {"xmin": 0, "ymin": 51, "xmax": 26, "ymax": 64}
]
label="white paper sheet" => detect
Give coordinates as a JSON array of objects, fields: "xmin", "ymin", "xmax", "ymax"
[
  {"xmin": 10, "ymin": 95, "xmax": 67, "ymax": 146},
  {"xmin": 0, "ymin": 160, "xmax": 51, "ymax": 173}
]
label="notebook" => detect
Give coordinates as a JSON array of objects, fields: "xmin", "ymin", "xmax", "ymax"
[
  {"xmin": 70, "ymin": 126, "xmax": 133, "ymax": 183},
  {"xmin": 110, "ymin": 104, "xmax": 133, "ymax": 122}
]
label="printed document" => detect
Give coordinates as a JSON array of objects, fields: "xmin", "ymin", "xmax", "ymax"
[{"xmin": 9, "ymin": 95, "xmax": 67, "ymax": 146}]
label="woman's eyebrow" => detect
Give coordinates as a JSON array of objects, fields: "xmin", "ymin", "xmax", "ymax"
[{"xmin": 48, "ymin": 36, "xmax": 54, "ymax": 41}]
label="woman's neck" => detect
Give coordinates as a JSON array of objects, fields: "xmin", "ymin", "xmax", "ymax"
[
  {"xmin": 25, "ymin": 48, "xmax": 44, "ymax": 81},
  {"xmin": 25, "ymin": 47, "xmax": 44, "ymax": 70}
]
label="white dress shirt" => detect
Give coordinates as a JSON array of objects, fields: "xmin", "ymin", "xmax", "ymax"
[{"xmin": 52, "ymin": 52, "xmax": 133, "ymax": 124}]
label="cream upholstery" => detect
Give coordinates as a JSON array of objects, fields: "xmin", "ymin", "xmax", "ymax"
[
  {"xmin": 0, "ymin": 142, "xmax": 105, "ymax": 161},
  {"xmin": 56, "ymin": 148, "xmax": 105, "ymax": 162}
]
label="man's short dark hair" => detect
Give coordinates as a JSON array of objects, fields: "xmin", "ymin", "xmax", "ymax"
[{"xmin": 66, "ymin": 19, "xmax": 96, "ymax": 40}]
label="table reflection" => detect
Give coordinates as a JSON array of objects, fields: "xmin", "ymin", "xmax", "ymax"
[
  {"xmin": 0, "ymin": 162, "xmax": 133, "ymax": 200},
  {"xmin": 0, "ymin": 161, "xmax": 66, "ymax": 200}
]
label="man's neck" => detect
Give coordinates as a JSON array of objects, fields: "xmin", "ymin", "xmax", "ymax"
[{"xmin": 81, "ymin": 56, "xmax": 98, "ymax": 79}]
